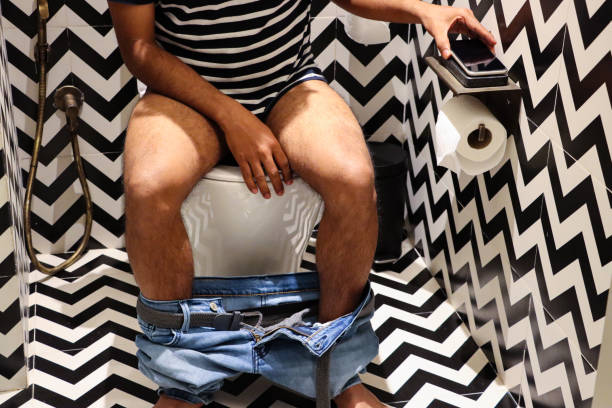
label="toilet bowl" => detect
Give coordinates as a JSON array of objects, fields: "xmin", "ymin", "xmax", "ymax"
[{"xmin": 180, "ymin": 165, "xmax": 324, "ymax": 277}]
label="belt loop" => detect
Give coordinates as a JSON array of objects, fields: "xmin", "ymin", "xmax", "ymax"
[{"xmin": 179, "ymin": 300, "xmax": 190, "ymax": 332}]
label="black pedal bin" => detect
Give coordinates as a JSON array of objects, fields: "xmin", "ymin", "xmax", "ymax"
[{"xmin": 366, "ymin": 142, "xmax": 408, "ymax": 262}]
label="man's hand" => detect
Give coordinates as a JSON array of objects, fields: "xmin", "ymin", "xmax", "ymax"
[
  {"xmin": 416, "ymin": 3, "xmax": 497, "ymax": 59},
  {"xmin": 221, "ymin": 105, "xmax": 292, "ymax": 199},
  {"xmin": 331, "ymin": 0, "xmax": 496, "ymax": 59}
]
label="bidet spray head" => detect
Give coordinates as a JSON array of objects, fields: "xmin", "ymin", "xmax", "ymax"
[
  {"xmin": 35, "ymin": 0, "xmax": 50, "ymax": 68},
  {"xmin": 38, "ymin": 0, "xmax": 49, "ymax": 21}
]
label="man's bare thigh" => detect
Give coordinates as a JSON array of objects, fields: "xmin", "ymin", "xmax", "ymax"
[
  {"xmin": 265, "ymin": 80, "xmax": 372, "ymax": 197},
  {"xmin": 123, "ymin": 91, "xmax": 230, "ymax": 202}
]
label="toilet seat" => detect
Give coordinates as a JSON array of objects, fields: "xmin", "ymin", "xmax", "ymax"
[
  {"xmin": 183, "ymin": 163, "xmax": 322, "ymax": 277},
  {"xmin": 203, "ymin": 165, "xmax": 296, "ymax": 183}
]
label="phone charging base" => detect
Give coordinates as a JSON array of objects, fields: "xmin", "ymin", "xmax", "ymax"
[{"xmin": 441, "ymin": 58, "xmax": 508, "ymax": 88}]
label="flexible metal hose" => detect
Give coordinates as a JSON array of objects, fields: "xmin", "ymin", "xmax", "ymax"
[{"xmin": 23, "ymin": 0, "xmax": 93, "ymax": 276}]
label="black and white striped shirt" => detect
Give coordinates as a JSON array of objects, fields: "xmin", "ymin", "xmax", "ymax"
[{"xmin": 111, "ymin": 0, "xmax": 326, "ymax": 119}]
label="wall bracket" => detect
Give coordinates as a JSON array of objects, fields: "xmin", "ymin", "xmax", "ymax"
[{"xmin": 425, "ymin": 56, "xmax": 523, "ymax": 138}]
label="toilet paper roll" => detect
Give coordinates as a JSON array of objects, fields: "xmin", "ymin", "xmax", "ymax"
[
  {"xmin": 433, "ymin": 95, "xmax": 507, "ymax": 176},
  {"xmin": 345, "ymin": 14, "xmax": 391, "ymax": 44}
]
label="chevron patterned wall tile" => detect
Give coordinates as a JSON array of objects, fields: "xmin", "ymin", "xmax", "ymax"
[
  {"xmin": 310, "ymin": 0, "xmax": 339, "ymax": 100},
  {"xmin": 0, "ymin": 275, "xmax": 27, "ymax": 391},
  {"xmin": 0, "ymin": 10, "xmax": 28, "ymax": 392},
  {"xmin": 9, "ymin": 0, "xmax": 68, "ymax": 28},
  {"xmin": 404, "ymin": 131, "xmax": 532, "ymax": 402},
  {"xmin": 65, "ymin": 0, "xmax": 113, "ymax": 27},
  {"xmin": 468, "ymin": 128, "xmax": 546, "ymax": 282},
  {"xmin": 0, "ymin": 388, "xmax": 27, "ymax": 406},
  {"xmin": 5, "ymin": 26, "xmax": 72, "ymax": 163},
  {"xmin": 26, "ymin": 244, "xmax": 130, "ymax": 285},
  {"xmin": 0, "ymin": 163, "xmax": 15, "ymax": 278},
  {"xmin": 457, "ymin": 181, "xmax": 533, "ymax": 374},
  {"xmin": 68, "ymin": 26, "xmax": 138, "ymax": 155},
  {"xmin": 521, "ymin": 289, "xmax": 596, "ymax": 408},
  {"xmin": 311, "ymin": 0, "xmax": 340, "ymax": 18},
  {"xmin": 334, "ymin": 18, "xmax": 408, "ymax": 143},
  {"xmin": 0, "ymin": 22, "xmax": 25, "ymax": 280},
  {"xmin": 17, "ymin": 151, "xmax": 125, "ymax": 261},
  {"xmin": 2, "ymin": 7, "xmax": 137, "ymax": 254},
  {"xmin": 488, "ymin": 0, "xmax": 570, "ymax": 129},
  {"xmin": 552, "ymin": 0, "xmax": 611, "ymax": 190},
  {"xmin": 310, "ymin": 16, "xmax": 336, "ymax": 81},
  {"xmin": 404, "ymin": 0, "xmax": 611, "ymax": 407},
  {"xmin": 496, "ymin": 0, "xmax": 612, "ymax": 374},
  {"xmin": 7, "ymin": 24, "xmax": 134, "ymax": 161},
  {"xmin": 533, "ymin": 139, "xmax": 611, "ymax": 368}
]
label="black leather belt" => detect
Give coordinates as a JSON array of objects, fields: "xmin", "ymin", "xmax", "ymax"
[{"xmin": 136, "ymin": 297, "xmax": 320, "ymax": 331}]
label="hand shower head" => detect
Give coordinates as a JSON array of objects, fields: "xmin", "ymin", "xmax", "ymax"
[
  {"xmin": 35, "ymin": 0, "xmax": 50, "ymax": 68},
  {"xmin": 37, "ymin": 0, "xmax": 49, "ymax": 21}
]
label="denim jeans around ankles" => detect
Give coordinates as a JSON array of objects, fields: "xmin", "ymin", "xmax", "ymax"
[{"xmin": 135, "ymin": 271, "xmax": 380, "ymax": 405}]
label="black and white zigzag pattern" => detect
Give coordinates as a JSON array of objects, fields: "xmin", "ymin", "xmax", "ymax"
[
  {"xmin": 403, "ymin": 1, "xmax": 611, "ymax": 407},
  {"xmin": 2, "ymin": 0, "xmax": 137, "ymax": 254},
  {"xmin": 332, "ymin": 19, "xmax": 409, "ymax": 144},
  {"xmin": 0, "ymin": 236, "xmax": 516, "ymax": 407},
  {"xmin": 0, "ymin": 276, "xmax": 26, "ymax": 392},
  {"xmin": 0, "ymin": 7, "xmax": 28, "ymax": 392},
  {"xmin": 1, "ymin": 0, "xmax": 610, "ymax": 406}
]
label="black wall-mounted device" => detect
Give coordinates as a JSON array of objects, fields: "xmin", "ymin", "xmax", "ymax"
[
  {"xmin": 424, "ymin": 55, "xmax": 522, "ymax": 139},
  {"xmin": 441, "ymin": 39, "xmax": 509, "ymax": 88}
]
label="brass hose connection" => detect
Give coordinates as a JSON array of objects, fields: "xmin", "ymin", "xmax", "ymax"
[{"xmin": 54, "ymin": 86, "xmax": 83, "ymax": 132}]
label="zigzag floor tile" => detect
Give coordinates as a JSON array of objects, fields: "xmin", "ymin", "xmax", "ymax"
[{"xmin": 0, "ymin": 237, "xmax": 516, "ymax": 407}]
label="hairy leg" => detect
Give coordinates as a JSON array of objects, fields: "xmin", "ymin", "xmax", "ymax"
[
  {"xmin": 266, "ymin": 80, "xmax": 377, "ymax": 322},
  {"xmin": 124, "ymin": 92, "xmax": 230, "ymax": 407},
  {"xmin": 123, "ymin": 93, "xmax": 228, "ymax": 298},
  {"xmin": 266, "ymin": 80, "xmax": 385, "ymax": 408}
]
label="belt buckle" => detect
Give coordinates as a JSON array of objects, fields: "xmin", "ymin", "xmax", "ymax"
[{"xmin": 213, "ymin": 311, "xmax": 242, "ymax": 330}]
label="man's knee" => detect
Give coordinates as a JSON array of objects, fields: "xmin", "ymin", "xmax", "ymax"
[
  {"xmin": 123, "ymin": 93, "xmax": 223, "ymax": 210},
  {"xmin": 124, "ymin": 169, "xmax": 189, "ymax": 212},
  {"xmin": 320, "ymin": 161, "xmax": 377, "ymax": 213}
]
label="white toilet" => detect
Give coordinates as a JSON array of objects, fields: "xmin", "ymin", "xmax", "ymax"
[{"xmin": 180, "ymin": 165, "xmax": 324, "ymax": 277}]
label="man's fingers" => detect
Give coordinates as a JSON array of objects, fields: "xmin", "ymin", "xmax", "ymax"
[
  {"xmin": 435, "ymin": 29, "xmax": 452, "ymax": 59},
  {"xmin": 273, "ymin": 146, "xmax": 293, "ymax": 185},
  {"xmin": 238, "ymin": 160, "xmax": 258, "ymax": 194},
  {"xmin": 262, "ymin": 156, "xmax": 284, "ymax": 196},
  {"xmin": 250, "ymin": 161, "xmax": 271, "ymax": 199},
  {"xmin": 449, "ymin": 17, "xmax": 470, "ymax": 38},
  {"xmin": 464, "ymin": 13, "xmax": 496, "ymax": 48}
]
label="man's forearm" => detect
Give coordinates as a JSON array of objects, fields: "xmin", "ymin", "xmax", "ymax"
[
  {"xmin": 123, "ymin": 39, "xmax": 240, "ymax": 128},
  {"xmin": 332, "ymin": 0, "xmax": 431, "ymax": 24}
]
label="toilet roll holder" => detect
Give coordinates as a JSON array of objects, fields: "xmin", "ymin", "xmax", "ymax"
[
  {"xmin": 424, "ymin": 56, "xmax": 523, "ymax": 139},
  {"xmin": 470, "ymin": 124, "xmax": 492, "ymax": 149}
]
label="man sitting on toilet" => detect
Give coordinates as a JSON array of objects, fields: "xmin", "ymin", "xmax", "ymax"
[{"xmin": 107, "ymin": 0, "xmax": 496, "ymax": 406}]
